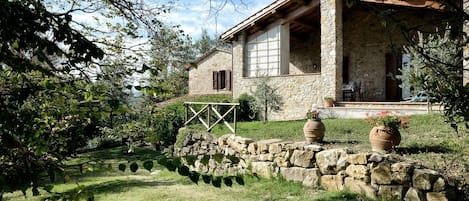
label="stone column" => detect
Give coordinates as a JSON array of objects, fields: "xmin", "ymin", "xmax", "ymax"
[
  {"xmin": 320, "ymin": 0, "xmax": 343, "ymax": 101},
  {"xmin": 464, "ymin": 1, "xmax": 469, "ymax": 85},
  {"xmin": 232, "ymin": 32, "xmax": 246, "ymax": 98}
]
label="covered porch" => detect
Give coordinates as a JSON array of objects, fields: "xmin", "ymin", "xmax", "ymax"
[
  {"xmin": 324, "ymin": 101, "xmax": 442, "ymax": 118},
  {"xmin": 284, "ymin": 0, "xmax": 446, "ymax": 102},
  {"xmin": 222, "ymin": 0, "xmax": 450, "ymax": 121}
]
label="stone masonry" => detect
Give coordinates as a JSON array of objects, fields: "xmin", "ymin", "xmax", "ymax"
[
  {"xmin": 320, "ymin": 0, "xmax": 343, "ymax": 101},
  {"xmin": 177, "ymin": 133, "xmax": 459, "ymax": 201},
  {"xmin": 227, "ymin": 1, "xmax": 452, "ymax": 122},
  {"xmin": 189, "ymin": 49, "xmax": 232, "ymax": 95}
]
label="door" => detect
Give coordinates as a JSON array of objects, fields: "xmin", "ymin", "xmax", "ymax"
[{"xmin": 385, "ymin": 53, "xmax": 402, "ymax": 101}]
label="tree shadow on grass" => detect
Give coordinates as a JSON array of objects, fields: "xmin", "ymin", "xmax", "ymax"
[
  {"xmin": 83, "ymin": 146, "xmax": 162, "ymax": 162},
  {"xmin": 395, "ymin": 145, "xmax": 455, "ymax": 155},
  {"xmin": 314, "ymin": 191, "xmax": 379, "ymax": 201},
  {"xmin": 62, "ymin": 179, "xmax": 175, "ymax": 195},
  {"xmin": 322, "ymin": 139, "xmax": 362, "ymax": 145}
]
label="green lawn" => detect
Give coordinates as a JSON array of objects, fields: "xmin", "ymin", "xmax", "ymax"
[
  {"xmin": 4, "ymin": 114, "xmax": 467, "ymax": 201},
  {"xmin": 3, "ymin": 147, "xmax": 388, "ymax": 201}
]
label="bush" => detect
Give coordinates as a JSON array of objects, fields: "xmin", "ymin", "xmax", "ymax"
[
  {"xmin": 237, "ymin": 93, "xmax": 258, "ymax": 121},
  {"xmin": 146, "ymin": 105, "xmax": 184, "ymax": 149},
  {"xmin": 146, "ymin": 94, "xmax": 232, "ymax": 149}
]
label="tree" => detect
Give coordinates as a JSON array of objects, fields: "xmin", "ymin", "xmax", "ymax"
[
  {"xmin": 143, "ymin": 26, "xmax": 195, "ymax": 102},
  {"xmin": 402, "ymin": 29, "xmax": 468, "ymax": 128},
  {"xmin": 0, "ymin": 0, "xmax": 254, "ymax": 198},
  {"xmin": 356, "ymin": 0, "xmax": 469, "ymax": 130},
  {"xmin": 193, "ymin": 28, "xmax": 228, "ymax": 56},
  {"xmin": 250, "ymin": 77, "xmax": 283, "ymax": 122},
  {"xmin": 0, "ymin": 0, "xmax": 175, "ymax": 197}
]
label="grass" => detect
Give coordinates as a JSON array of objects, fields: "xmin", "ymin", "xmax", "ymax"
[
  {"xmin": 4, "ymin": 114, "xmax": 467, "ymax": 200},
  {"xmin": 3, "ymin": 147, "xmax": 390, "ymax": 201}
]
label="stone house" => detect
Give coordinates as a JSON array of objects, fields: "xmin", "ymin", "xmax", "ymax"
[
  {"xmin": 190, "ymin": 0, "xmax": 467, "ymax": 121},
  {"xmin": 188, "ymin": 48, "xmax": 233, "ymax": 95}
]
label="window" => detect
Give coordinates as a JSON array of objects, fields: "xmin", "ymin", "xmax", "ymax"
[
  {"xmin": 213, "ymin": 70, "xmax": 231, "ymax": 90},
  {"xmin": 245, "ymin": 25, "xmax": 289, "ymax": 77}
]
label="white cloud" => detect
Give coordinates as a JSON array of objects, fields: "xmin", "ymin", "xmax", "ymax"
[
  {"xmin": 160, "ymin": 0, "xmax": 272, "ymax": 40},
  {"xmin": 68, "ymin": 0, "xmax": 272, "ymax": 40}
]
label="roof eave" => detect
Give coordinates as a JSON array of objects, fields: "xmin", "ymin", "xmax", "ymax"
[{"xmin": 220, "ymin": 0, "xmax": 290, "ymax": 41}]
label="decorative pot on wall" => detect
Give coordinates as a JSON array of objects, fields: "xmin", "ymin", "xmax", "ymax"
[
  {"xmin": 303, "ymin": 119, "xmax": 325, "ymax": 143},
  {"xmin": 369, "ymin": 126, "xmax": 401, "ymax": 152}
]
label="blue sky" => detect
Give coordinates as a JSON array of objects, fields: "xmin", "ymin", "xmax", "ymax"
[
  {"xmin": 70, "ymin": 0, "xmax": 272, "ymax": 40},
  {"xmin": 161, "ymin": 0, "xmax": 272, "ymax": 39}
]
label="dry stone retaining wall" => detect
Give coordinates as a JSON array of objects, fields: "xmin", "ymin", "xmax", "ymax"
[{"xmin": 177, "ymin": 133, "xmax": 459, "ymax": 201}]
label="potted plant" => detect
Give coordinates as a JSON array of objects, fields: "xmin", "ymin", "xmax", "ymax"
[
  {"xmin": 323, "ymin": 97, "xmax": 335, "ymax": 107},
  {"xmin": 365, "ymin": 111, "xmax": 410, "ymax": 152},
  {"xmin": 303, "ymin": 105, "xmax": 325, "ymax": 143}
]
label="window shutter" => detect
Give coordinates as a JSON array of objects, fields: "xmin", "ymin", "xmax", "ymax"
[
  {"xmin": 218, "ymin": 71, "xmax": 224, "ymax": 89},
  {"xmin": 213, "ymin": 71, "xmax": 219, "ymax": 90},
  {"xmin": 226, "ymin": 70, "xmax": 232, "ymax": 91}
]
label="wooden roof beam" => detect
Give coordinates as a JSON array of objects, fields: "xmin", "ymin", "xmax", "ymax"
[
  {"xmin": 360, "ymin": 0, "xmax": 443, "ymax": 9},
  {"xmin": 281, "ymin": 0, "xmax": 319, "ymax": 25},
  {"xmin": 246, "ymin": 0, "xmax": 319, "ymax": 41},
  {"xmin": 292, "ymin": 20, "xmax": 316, "ymax": 31}
]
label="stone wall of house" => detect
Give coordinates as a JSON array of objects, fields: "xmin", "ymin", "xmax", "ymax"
[
  {"xmin": 342, "ymin": 6, "xmax": 405, "ymax": 101},
  {"xmin": 189, "ymin": 50, "xmax": 232, "ymax": 95},
  {"xmin": 320, "ymin": 0, "xmax": 343, "ymax": 100},
  {"xmin": 177, "ymin": 133, "xmax": 459, "ymax": 201},
  {"xmin": 232, "ymin": 73, "xmax": 324, "ymax": 121},
  {"xmin": 289, "ymin": 29, "xmax": 321, "ymax": 75},
  {"xmin": 230, "ymin": 2, "xmax": 450, "ymax": 120},
  {"xmin": 342, "ymin": 5, "xmax": 445, "ymax": 101},
  {"xmin": 232, "ymin": 36, "xmax": 326, "ymax": 121}
]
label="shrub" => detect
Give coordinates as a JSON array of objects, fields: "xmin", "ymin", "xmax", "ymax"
[
  {"xmin": 146, "ymin": 94, "xmax": 232, "ymax": 149},
  {"xmin": 237, "ymin": 93, "xmax": 258, "ymax": 121}
]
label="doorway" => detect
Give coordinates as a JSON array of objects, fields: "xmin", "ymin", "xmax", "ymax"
[{"xmin": 385, "ymin": 53, "xmax": 402, "ymax": 101}]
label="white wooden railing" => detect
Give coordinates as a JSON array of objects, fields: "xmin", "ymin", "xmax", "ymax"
[{"xmin": 183, "ymin": 102, "xmax": 239, "ymax": 133}]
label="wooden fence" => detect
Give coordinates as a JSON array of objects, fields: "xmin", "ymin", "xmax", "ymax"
[{"xmin": 183, "ymin": 102, "xmax": 239, "ymax": 133}]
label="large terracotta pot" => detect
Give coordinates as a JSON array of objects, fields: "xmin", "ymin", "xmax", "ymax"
[
  {"xmin": 303, "ymin": 119, "xmax": 325, "ymax": 143},
  {"xmin": 369, "ymin": 126, "xmax": 401, "ymax": 152}
]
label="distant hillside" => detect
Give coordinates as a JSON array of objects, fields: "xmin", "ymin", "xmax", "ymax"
[{"xmin": 156, "ymin": 94, "xmax": 233, "ymax": 108}]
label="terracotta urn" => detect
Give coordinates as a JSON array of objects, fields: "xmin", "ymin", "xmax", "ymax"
[
  {"xmin": 369, "ymin": 126, "xmax": 401, "ymax": 152},
  {"xmin": 303, "ymin": 119, "xmax": 325, "ymax": 143}
]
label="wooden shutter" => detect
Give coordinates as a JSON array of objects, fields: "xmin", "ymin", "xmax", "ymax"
[
  {"xmin": 226, "ymin": 70, "xmax": 232, "ymax": 91},
  {"xmin": 219, "ymin": 71, "xmax": 225, "ymax": 89},
  {"xmin": 213, "ymin": 71, "xmax": 219, "ymax": 90}
]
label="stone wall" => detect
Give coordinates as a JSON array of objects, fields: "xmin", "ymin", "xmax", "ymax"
[
  {"xmin": 178, "ymin": 133, "xmax": 459, "ymax": 201},
  {"xmin": 232, "ymin": 74, "xmax": 324, "ymax": 121},
  {"xmin": 289, "ymin": 29, "xmax": 321, "ymax": 75},
  {"xmin": 189, "ymin": 50, "xmax": 232, "ymax": 95},
  {"xmin": 232, "ymin": 34, "xmax": 325, "ymax": 121},
  {"xmin": 320, "ymin": 0, "xmax": 343, "ymax": 100},
  {"xmin": 342, "ymin": 5, "xmax": 447, "ymax": 101}
]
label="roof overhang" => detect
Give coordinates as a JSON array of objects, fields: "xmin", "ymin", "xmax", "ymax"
[
  {"xmin": 219, "ymin": 0, "xmax": 443, "ymax": 42},
  {"xmin": 220, "ymin": 0, "xmax": 291, "ymax": 41}
]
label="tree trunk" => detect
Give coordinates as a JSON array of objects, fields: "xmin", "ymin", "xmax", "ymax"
[{"xmin": 264, "ymin": 99, "xmax": 268, "ymax": 122}]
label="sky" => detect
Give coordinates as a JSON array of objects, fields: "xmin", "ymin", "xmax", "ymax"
[
  {"xmin": 160, "ymin": 0, "xmax": 272, "ymax": 40},
  {"xmin": 66, "ymin": 0, "xmax": 273, "ymax": 87},
  {"xmin": 69, "ymin": 0, "xmax": 272, "ymax": 41}
]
